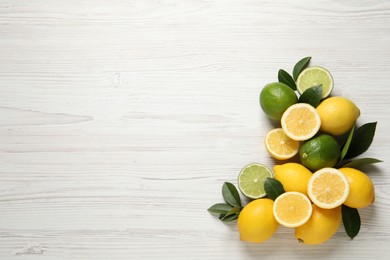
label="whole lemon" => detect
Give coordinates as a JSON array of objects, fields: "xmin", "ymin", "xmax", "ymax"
[
  {"xmin": 237, "ymin": 198, "xmax": 278, "ymax": 243},
  {"xmin": 260, "ymin": 82, "xmax": 298, "ymax": 120},
  {"xmin": 339, "ymin": 167, "xmax": 375, "ymax": 208},
  {"xmin": 316, "ymin": 96, "xmax": 360, "ymax": 136},
  {"xmin": 299, "ymin": 134, "xmax": 340, "ymax": 171},
  {"xmin": 273, "ymin": 163, "xmax": 312, "ymax": 195},
  {"xmin": 295, "ymin": 205, "xmax": 341, "ymax": 244}
]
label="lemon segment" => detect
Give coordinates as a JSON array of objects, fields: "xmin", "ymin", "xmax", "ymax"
[
  {"xmin": 308, "ymin": 168, "xmax": 350, "ymax": 209},
  {"xmin": 273, "ymin": 191, "xmax": 313, "ymax": 228},
  {"xmin": 265, "ymin": 128, "xmax": 300, "ymax": 160},
  {"xmin": 281, "ymin": 103, "xmax": 321, "ymax": 141}
]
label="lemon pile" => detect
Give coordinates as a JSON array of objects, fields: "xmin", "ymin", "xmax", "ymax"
[
  {"xmin": 208, "ymin": 58, "xmax": 380, "ymax": 245},
  {"xmin": 237, "ymin": 61, "xmax": 376, "ymax": 244}
]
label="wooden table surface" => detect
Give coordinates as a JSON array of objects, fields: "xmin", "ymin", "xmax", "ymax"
[{"xmin": 1, "ymin": 0, "xmax": 390, "ymax": 259}]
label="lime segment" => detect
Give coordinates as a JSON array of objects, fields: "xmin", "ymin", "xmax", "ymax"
[
  {"xmin": 238, "ymin": 163, "xmax": 274, "ymax": 199},
  {"xmin": 296, "ymin": 66, "xmax": 333, "ymax": 98}
]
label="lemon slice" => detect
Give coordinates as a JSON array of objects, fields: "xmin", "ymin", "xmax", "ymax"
[
  {"xmin": 273, "ymin": 191, "xmax": 313, "ymax": 228},
  {"xmin": 297, "ymin": 66, "xmax": 333, "ymax": 99},
  {"xmin": 308, "ymin": 168, "xmax": 350, "ymax": 209},
  {"xmin": 238, "ymin": 163, "xmax": 274, "ymax": 199},
  {"xmin": 281, "ymin": 103, "xmax": 321, "ymax": 141},
  {"xmin": 265, "ymin": 128, "xmax": 300, "ymax": 160}
]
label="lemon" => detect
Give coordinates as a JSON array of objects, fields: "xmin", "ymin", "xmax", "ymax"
[
  {"xmin": 316, "ymin": 97, "xmax": 360, "ymax": 136},
  {"xmin": 281, "ymin": 103, "xmax": 321, "ymax": 141},
  {"xmin": 238, "ymin": 163, "xmax": 274, "ymax": 199},
  {"xmin": 273, "ymin": 192, "xmax": 313, "ymax": 228},
  {"xmin": 273, "ymin": 163, "xmax": 312, "ymax": 195},
  {"xmin": 339, "ymin": 167, "xmax": 375, "ymax": 208},
  {"xmin": 308, "ymin": 168, "xmax": 350, "ymax": 209},
  {"xmin": 299, "ymin": 134, "xmax": 340, "ymax": 171},
  {"xmin": 260, "ymin": 82, "xmax": 298, "ymax": 120},
  {"xmin": 296, "ymin": 66, "xmax": 334, "ymax": 99},
  {"xmin": 265, "ymin": 128, "xmax": 300, "ymax": 160},
  {"xmin": 295, "ymin": 205, "xmax": 341, "ymax": 244},
  {"xmin": 237, "ymin": 198, "xmax": 278, "ymax": 243}
]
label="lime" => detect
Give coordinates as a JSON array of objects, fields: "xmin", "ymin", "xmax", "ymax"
[
  {"xmin": 296, "ymin": 67, "xmax": 333, "ymax": 98},
  {"xmin": 238, "ymin": 163, "xmax": 274, "ymax": 199},
  {"xmin": 260, "ymin": 82, "xmax": 298, "ymax": 120},
  {"xmin": 299, "ymin": 134, "xmax": 340, "ymax": 171}
]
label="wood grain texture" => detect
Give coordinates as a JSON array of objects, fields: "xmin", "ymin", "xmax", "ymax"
[{"xmin": 0, "ymin": 0, "xmax": 390, "ymax": 259}]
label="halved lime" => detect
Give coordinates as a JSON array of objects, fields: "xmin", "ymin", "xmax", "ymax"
[
  {"xmin": 238, "ymin": 163, "xmax": 274, "ymax": 199},
  {"xmin": 296, "ymin": 66, "xmax": 333, "ymax": 99}
]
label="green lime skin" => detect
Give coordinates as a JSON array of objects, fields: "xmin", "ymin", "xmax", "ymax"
[
  {"xmin": 260, "ymin": 82, "xmax": 298, "ymax": 120},
  {"xmin": 299, "ymin": 134, "xmax": 340, "ymax": 171}
]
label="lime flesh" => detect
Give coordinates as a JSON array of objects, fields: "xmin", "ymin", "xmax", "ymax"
[
  {"xmin": 238, "ymin": 163, "xmax": 274, "ymax": 199},
  {"xmin": 297, "ymin": 67, "xmax": 333, "ymax": 98}
]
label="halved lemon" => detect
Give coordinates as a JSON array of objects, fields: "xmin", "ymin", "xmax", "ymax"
[
  {"xmin": 297, "ymin": 66, "xmax": 333, "ymax": 99},
  {"xmin": 265, "ymin": 128, "xmax": 300, "ymax": 160},
  {"xmin": 308, "ymin": 168, "xmax": 350, "ymax": 209},
  {"xmin": 273, "ymin": 191, "xmax": 313, "ymax": 228},
  {"xmin": 281, "ymin": 103, "xmax": 321, "ymax": 141}
]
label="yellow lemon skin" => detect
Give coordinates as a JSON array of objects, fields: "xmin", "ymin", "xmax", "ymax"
[
  {"xmin": 295, "ymin": 205, "xmax": 341, "ymax": 245},
  {"xmin": 237, "ymin": 198, "xmax": 278, "ymax": 243},
  {"xmin": 316, "ymin": 97, "xmax": 360, "ymax": 136},
  {"xmin": 339, "ymin": 167, "xmax": 375, "ymax": 208},
  {"xmin": 274, "ymin": 163, "xmax": 312, "ymax": 196}
]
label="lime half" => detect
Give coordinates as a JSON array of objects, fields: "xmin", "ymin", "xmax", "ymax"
[
  {"xmin": 238, "ymin": 163, "xmax": 274, "ymax": 199},
  {"xmin": 296, "ymin": 66, "xmax": 333, "ymax": 99}
]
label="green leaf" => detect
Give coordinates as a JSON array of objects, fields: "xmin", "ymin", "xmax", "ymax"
[
  {"xmin": 340, "ymin": 125, "xmax": 355, "ymax": 160},
  {"xmin": 207, "ymin": 203, "xmax": 233, "ymax": 215},
  {"xmin": 341, "ymin": 158, "xmax": 383, "ymax": 168},
  {"xmin": 221, "ymin": 207, "xmax": 241, "ymax": 221},
  {"xmin": 342, "ymin": 205, "xmax": 361, "ymax": 239},
  {"xmin": 278, "ymin": 69, "xmax": 296, "ymax": 90},
  {"xmin": 264, "ymin": 178, "xmax": 285, "ymax": 200},
  {"xmin": 221, "ymin": 213, "xmax": 239, "ymax": 222},
  {"xmin": 293, "ymin": 56, "xmax": 311, "ymax": 80},
  {"xmin": 298, "ymin": 85, "xmax": 322, "ymax": 107},
  {"xmin": 345, "ymin": 122, "xmax": 377, "ymax": 159},
  {"xmin": 222, "ymin": 182, "xmax": 242, "ymax": 208}
]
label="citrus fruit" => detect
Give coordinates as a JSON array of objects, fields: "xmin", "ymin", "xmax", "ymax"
[
  {"xmin": 273, "ymin": 191, "xmax": 313, "ymax": 228},
  {"xmin": 299, "ymin": 134, "xmax": 340, "ymax": 171},
  {"xmin": 281, "ymin": 103, "xmax": 321, "ymax": 141},
  {"xmin": 316, "ymin": 97, "xmax": 360, "ymax": 136},
  {"xmin": 265, "ymin": 128, "xmax": 300, "ymax": 160},
  {"xmin": 339, "ymin": 167, "xmax": 375, "ymax": 208},
  {"xmin": 308, "ymin": 168, "xmax": 350, "ymax": 209},
  {"xmin": 295, "ymin": 205, "xmax": 341, "ymax": 244},
  {"xmin": 296, "ymin": 66, "xmax": 333, "ymax": 98},
  {"xmin": 237, "ymin": 198, "xmax": 278, "ymax": 243},
  {"xmin": 238, "ymin": 163, "xmax": 274, "ymax": 199},
  {"xmin": 260, "ymin": 82, "xmax": 298, "ymax": 120},
  {"xmin": 273, "ymin": 163, "xmax": 312, "ymax": 195}
]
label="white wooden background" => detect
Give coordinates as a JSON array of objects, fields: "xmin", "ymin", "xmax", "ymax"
[{"xmin": 1, "ymin": 0, "xmax": 390, "ymax": 259}]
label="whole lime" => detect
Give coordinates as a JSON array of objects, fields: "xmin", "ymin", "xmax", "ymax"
[
  {"xmin": 299, "ymin": 134, "xmax": 340, "ymax": 171},
  {"xmin": 260, "ymin": 82, "xmax": 298, "ymax": 120}
]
